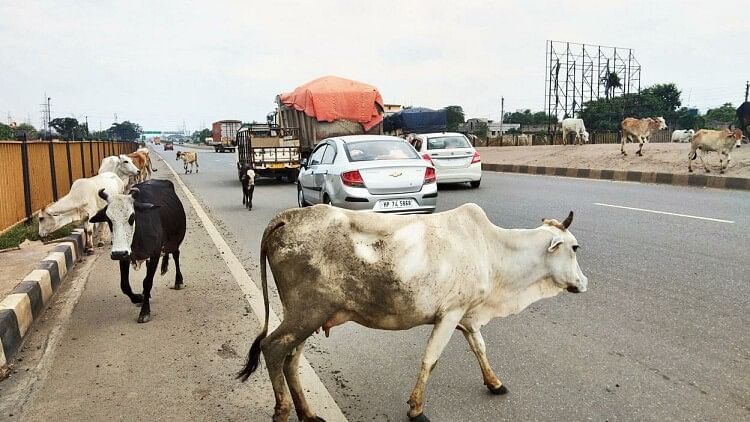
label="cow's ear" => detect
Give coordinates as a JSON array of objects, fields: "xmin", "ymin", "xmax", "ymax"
[
  {"xmin": 89, "ymin": 207, "xmax": 108, "ymax": 223},
  {"xmin": 548, "ymin": 236, "xmax": 564, "ymax": 252},
  {"xmin": 134, "ymin": 202, "xmax": 159, "ymax": 212}
]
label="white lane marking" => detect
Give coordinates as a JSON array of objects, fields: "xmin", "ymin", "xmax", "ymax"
[
  {"xmin": 157, "ymin": 153, "xmax": 348, "ymax": 421},
  {"xmin": 594, "ymin": 203, "xmax": 734, "ymax": 224}
]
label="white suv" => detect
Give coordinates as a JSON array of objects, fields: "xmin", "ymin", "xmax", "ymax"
[{"xmin": 410, "ymin": 132, "xmax": 482, "ymax": 188}]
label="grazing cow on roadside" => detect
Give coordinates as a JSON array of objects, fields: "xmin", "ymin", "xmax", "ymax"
[
  {"xmin": 688, "ymin": 128, "xmax": 743, "ymax": 174},
  {"xmin": 238, "ymin": 204, "xmax": 588, "ymax": 422},
  {"xmin": 176, "ymin": 151, "xmax": 199, "ymax": 174},
  {"xmin": 127, "ymin": 150, "xmax": 156, "ymax": 183},
  {"xmin": 620, "ymin": 117, "xmax": 667, "ymax": 156},
  {"xmin": 136, "ymin": 147, "xmax": 158, "ymax": 180},
  {"xmin": 241, "ymin": 167, "xmax": 256, "ymax": 210},
  {"xmin": 39, "ymin": 172, "xmax": 126, "ymax": 252},
  {"xmin": 90, "ymin": 179, "xmax": 186, "ymax": 323},
  {"xmin": 98, "ymin": 154, "xmax": 142, "ymax": 186},
  {"xmin": 561, "ymin": 118, "xmax": 589, "ymax": 145},
  {"xmin": 671, "ymin": 129, "xmax": 694, "ymax": 143},
  {"xmin": 737, "ymin": 102, "xmax": 750, "ymax": 142}
]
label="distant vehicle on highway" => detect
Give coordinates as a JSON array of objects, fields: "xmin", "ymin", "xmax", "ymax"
[
  {"xmin": 211, "ymin": 120, "xmax": 240, "ymax": 153},
  {"xmin": 164, "ymin": 141, "xmax": 174, "ymax": 151},
  {"xmin": 297, "ymin": 135, "xmax": 436, "ymax": 213},
  {"xmin": 236, "ymin": 122, "xmax": 300, "ymax": 183},
  {"xmin": 409, "ymin": 132, "xmax": 481, "ymax": 188}
]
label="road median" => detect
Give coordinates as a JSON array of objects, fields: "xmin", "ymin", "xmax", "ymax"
[
  {"xmin": 479, "ymin": 144, "xmax": 750, "ymax": 190},
  {"xmin": 0, "ymin": 228, "xmax": 86, "ymax": 370}
]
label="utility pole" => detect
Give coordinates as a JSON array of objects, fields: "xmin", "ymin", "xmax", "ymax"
[
  {"xmin": 745, "ymin": 80, "xmax": 748, "ymax": 103},
  {"xmin": 499, "ymin": 97, "xmax": 505, "ymax": 138},
  {"xmin": 114, "ymin": 113, "xmax": 118, "ymax": 124}
]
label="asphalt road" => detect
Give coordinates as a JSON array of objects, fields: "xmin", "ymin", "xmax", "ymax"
[{"xmin": 149, "ymin": 145, "xmax": 750, "ymax": 421}]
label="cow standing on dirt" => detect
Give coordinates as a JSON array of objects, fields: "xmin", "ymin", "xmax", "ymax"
[
  {"xmin": 241, "ymin": 167, "xmax": 256, "ymax": 210},
  {"xmin": 561, "ymin": 118, "xmax": 589, "ymax": 145},
  {"xmin": 620, "ymin": 117, "xmax": 667, "ymax": 156},
  {"xmin": 176, "ymin": 151, "xmax": 199, "ymax": 174},
  {"xmin": 688, "ymin": 128, "xmax": 744, "ymax": 174},
  {"xmin": 90, "ymin": 179, "xmax": 186, "ymax": 323},
  {"xmin": 238, "ymin": 204, "xmax": 588, "ymax": 422}
]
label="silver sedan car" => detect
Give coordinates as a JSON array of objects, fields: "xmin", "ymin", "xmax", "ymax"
[{"xmin": 297, "ymin": 135, "xmax": 437, "ymax": 213}]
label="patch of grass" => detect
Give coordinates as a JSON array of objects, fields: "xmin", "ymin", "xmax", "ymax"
[{"xmin": 0, "ymin": 218, "xmax": 76, "ymax": 250}]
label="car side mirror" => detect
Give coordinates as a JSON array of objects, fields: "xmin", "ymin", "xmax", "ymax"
[{"xmin": 300, "ymin": 158, "xmax": 308, "ymax": 168}]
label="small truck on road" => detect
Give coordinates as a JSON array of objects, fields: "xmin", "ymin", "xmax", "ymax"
[{"xmin": 211, "ymin": 120, "xmax": 241, "ymax": 153}]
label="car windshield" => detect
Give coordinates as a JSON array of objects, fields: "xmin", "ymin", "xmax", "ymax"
[
  {"xmin": 427, "ymin": 135, "xmax": 470, "ymax": 150},
  {"xmin": 344, "ymin": 140, "xmax": 419, "ymax": 162}
]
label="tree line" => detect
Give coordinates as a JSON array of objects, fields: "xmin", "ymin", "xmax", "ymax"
[{"xmin": 0, "ymin": 119, "xmax": 143, "ymax": 141}]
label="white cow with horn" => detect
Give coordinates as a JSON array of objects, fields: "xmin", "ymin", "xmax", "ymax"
[{"xmin": 238, "ymin": 203, "xmax": 588, "ymax": 422}]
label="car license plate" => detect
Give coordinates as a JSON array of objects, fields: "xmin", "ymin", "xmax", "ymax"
[
  {"xmin": 378, "ymin": 199, "xmax": 414, "ymax": 210},
  {"xmin": 268, "ymin": 163, "xmax": 284, "ymax": 169}
]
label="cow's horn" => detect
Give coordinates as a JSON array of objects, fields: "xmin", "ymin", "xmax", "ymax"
[
  {"xmin": 129, "ymin": 187, "xmax": 140, "ymax": 199},
  {"xmin": 562, "ymin": 211, "xmax": 574, "ymax": 229},
  {"xmin": 98, "ymin": 188, "xmax": 109, "ymax": 201}
]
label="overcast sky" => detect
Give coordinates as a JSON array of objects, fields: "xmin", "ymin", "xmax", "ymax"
[{"xmin": 1, "ymin": 0, "xmax": 747, "ymax": 132}]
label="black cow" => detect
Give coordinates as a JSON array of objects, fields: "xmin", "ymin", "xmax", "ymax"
[
  {"xmin": 241, "ymin": 166, "xmax": 256, "ymax": 211},
  {"xmin": 90, "ymin": 179, "xmax": 186, "ymax": 323},
  {"xmin": 737, "ymin": 102, "xmax": 750, "ymax": 143}
]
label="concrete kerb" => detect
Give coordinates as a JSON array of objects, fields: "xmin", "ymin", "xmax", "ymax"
[
  {"xmin": 481, "ymin": 163, "xmax": 750, "ymax": 190},
  {"xmin": 0, "ymin": 229, "xmax": 86, "ymax": 368}
]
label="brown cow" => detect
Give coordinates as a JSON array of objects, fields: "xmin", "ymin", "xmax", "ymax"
[
  {"xmin": 688, "ymin": 128, "xmax": 743, "ymax": 174},
  {"xmin": 127, "ymin": 150, "xmax": 156, "ymax": 183},
  {"xmin": 620, "ymin": 117, "xmax": 667, "ymax": 156}
]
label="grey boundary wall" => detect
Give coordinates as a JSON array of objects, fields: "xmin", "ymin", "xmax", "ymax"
[
  {"xmin": 0, "ymin": 228, "xmax": 85, "ymax": 367},
  {"xmin": 482, "ymin": 163, "xmax": 750, "ymax": 190}
]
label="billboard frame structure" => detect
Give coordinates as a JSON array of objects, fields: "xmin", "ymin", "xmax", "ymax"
[{"xmin": 544, "ymin": 40, "xmax": 641, "ymax": 138}]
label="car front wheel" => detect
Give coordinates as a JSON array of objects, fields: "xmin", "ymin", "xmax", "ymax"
[
  {"xmin": 297, "ymin": 185, "xmax": 308, "ymax": 207},
  {"xmin": 470, "ymin": 180, "xmax": 481, "ymax": 188}
]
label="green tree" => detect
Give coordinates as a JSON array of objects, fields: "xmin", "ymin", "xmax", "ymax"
[
  {"xmin": 704, "ymin": 103, "xmax": 736, "ymax": 127},
  {"xmin": 602, "ymin": 72, "xmax": 622, "ymax": 99},
  {"xmin": 580, "ymin": 83, "xmax": 683, "ymax": 130},
  {"xmin": 14, "ymin": 123, "xmax": 39, "ymax": 140},
  {"xmin": 192, "ymin": 128, "xmax": 212, "ymax": 143},
  {"xmin": 444, "ymin": 105, "xmax": 465, "ymax": 132},
  {"xmin": 504, "ymin": 109, "xmax": 557, "ymax": 125},
  {"xmin": 0, "ymin": 123, "xmax": 13, "ymax": 139},
  {"xmin": 108, "ymin": 121, "xmax": 142, "ymax": 141},
  {"xmin": 49, "ymin": 117, "xmax": 84, "ymax": 140},
  {"xmin": 92, "ymin": 130, "xmax": 111, "ymax": 140},
  {"xmin": 474, "ymin": 121, "xmax": 488, "ymax": 139}
]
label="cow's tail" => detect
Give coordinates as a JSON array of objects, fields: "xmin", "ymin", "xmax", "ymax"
[
  {"xmin": 238, "ymin": 217, "xmax": 285, "ymax": 382},
  {"xmin": 160, "ymin": 253, "xmax": 170, "ymax": 275}
]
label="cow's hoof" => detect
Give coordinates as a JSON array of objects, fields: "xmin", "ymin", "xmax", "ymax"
[
  {"xmin": 172, "ymin": 283, "xmax": 184, "ymax": 290},
  {"xmin": 137, "ymin": 313, "xmax": 151, "ymax": 323},
  {"xmin": 130, "ymin": 294, "xmax": 144, "ymax": 304},
  {"xmin": 96, "ymin": 242, "xmax": 104, "ymax": 247},
  {"xmin": 488, "ymin": 384, "xmax": 509, "ymax": 395},
  {"xmin": 85, "ymin": 248, "xmax": 94, "ymax": 255},
  {"xmin": 303, "ymin": 417, "xmax": 326, "ymax": 422},
  {"xmin": 688, "ymin": 169, "xmax": 693, "ymax": 173},
  {"xmin": 720, "ymin": 170, "xmax": 725, "ymax": 174},
  {"xmin": 409, "ymin": 413, "xmax": 430, "ymax": 422}
]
